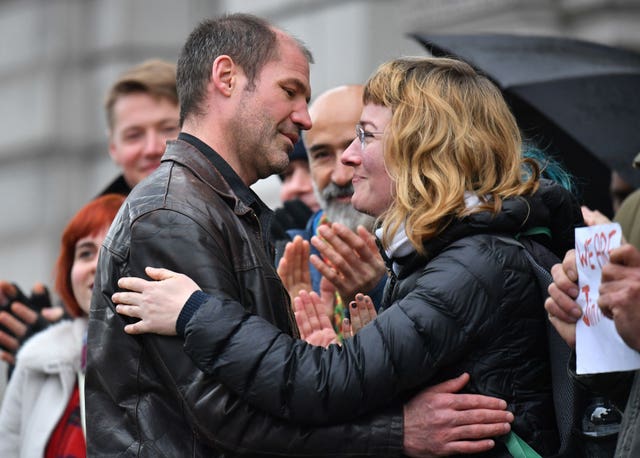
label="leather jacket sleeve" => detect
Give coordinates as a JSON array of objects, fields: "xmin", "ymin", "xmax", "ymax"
[{"xmin": 89, "ymin": 208, "xmax": 403, "ymax": 456}]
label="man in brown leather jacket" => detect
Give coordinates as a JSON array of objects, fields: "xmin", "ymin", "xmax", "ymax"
[{"xmin": 86, "ymin": 13, "xmax": 513, "ymax": 457}]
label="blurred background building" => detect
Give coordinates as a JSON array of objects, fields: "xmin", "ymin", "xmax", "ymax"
[{"xmin": 1, "ymin": 0, "xmax": 639, "ymax": 291}]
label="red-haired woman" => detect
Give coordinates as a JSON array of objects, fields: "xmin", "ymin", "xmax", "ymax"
[{"xmin": 0, "ymin": 194, "xmax": 124, "ymax": 457}]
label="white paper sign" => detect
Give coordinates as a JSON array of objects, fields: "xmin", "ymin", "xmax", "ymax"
[{"xmin": 575, "ymin": 222, "xmax": 640, "ymax": 374}]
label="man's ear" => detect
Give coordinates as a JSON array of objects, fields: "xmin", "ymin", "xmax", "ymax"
[
  {"xmin": 108, "ymin": 135, "xmax": 119, "ymax": 164},
  {"xmin": 211, "ymin": 55, "xmax": 237, "ymax": 97}
]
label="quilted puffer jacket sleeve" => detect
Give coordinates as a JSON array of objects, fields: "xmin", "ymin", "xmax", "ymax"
[{"xmin": 181, "ymin": 237, "xmax": 507, "ymax": 425}]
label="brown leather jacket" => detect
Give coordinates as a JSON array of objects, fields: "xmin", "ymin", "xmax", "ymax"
[{"xmin": 85, "ymin": 138, "xmax": 403, "ymax": 457}]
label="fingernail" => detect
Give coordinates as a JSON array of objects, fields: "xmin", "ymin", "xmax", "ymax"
[
  {"xmin": 571, "ymin": 307, "xmax": 583, "ymax": 318},
  {"xmin": 350, "ymin": 301, "xmax": 357, "ymax": 309},
  {"xmin": 356, "ymin": 293, "xmax": 363, "ymax": 301}
]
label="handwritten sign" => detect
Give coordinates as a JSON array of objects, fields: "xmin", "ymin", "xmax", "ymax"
[{"xmin": 575, "ymin": 223, "xmax": 640, "ymax": 374}]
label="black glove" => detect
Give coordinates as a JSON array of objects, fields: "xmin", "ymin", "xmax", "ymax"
[{"xmin": 1, "ymin": 283, "xmax": 62, "ymax": 350}]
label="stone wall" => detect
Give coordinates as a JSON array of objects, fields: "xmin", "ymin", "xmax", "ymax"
[{"xmin": 1, "ymin": 0, "xmax": 638, "ymax": 290}]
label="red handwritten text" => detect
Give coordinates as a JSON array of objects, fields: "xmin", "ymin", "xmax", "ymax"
[
  {"xmin": 576, "ymin": 228, "xmax": 619, "ymax": 270},
  {"xmin": 580, "ymin": 284, "xmax": 601, "ymax": 327}
]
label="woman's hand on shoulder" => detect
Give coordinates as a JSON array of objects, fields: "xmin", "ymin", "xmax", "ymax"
[{"xmin": 113, "ymin": 266, "xmax": 200, "ymax": 336}]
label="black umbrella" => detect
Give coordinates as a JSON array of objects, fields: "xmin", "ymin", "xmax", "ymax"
[{"xmin": 411, "ymin": 32, "xmax": 640, "ymax": 215}]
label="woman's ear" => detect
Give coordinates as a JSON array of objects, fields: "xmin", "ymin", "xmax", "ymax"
[{"xmin": 210, "ymin": 55, "xmax": 236, "ymax": 97}]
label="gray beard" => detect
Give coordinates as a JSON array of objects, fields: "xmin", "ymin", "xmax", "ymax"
[
  {"xmin": 322, "ymin": 200, "xmax": 377, "ymax": 233},
  {"xmin": 316, "ymin": 182, "xmax": 377, "ymax": 232}
]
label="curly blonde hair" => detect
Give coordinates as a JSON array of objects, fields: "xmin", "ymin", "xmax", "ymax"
[{"xmin": 363, "ymin": 57, "xmax": 539, "ymax": 254}]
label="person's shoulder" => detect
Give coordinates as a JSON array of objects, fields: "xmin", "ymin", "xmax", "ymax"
[
  {"xmin": 439, "ymin": 232, "xmax": 497, "ymax": 255},
  {"xmin": 281, "ymin": 208, "xmax": 323, "ymax": 241},
  {"xmin": 429, "ymin": 234, "xmax": 512, "ymax": 277},
  {"xmin": 615, "ymin": 188, "xmax": 640, "ymax": 250},
  {"xmin": 98, "ymin": 175, "xmax": 131, "ymax": 197},
  {"xmin": 615, "ymin": 188, "xmax": 640, "ymax": 222},
  {"xmin": 123, "ymin": 163, "xmax": 179, "ymax": 218},
  {"xmin": 14, "ymin": 318, "xmax": 85, "ymax": 370},
  {"xmin": 271, "ymin": 199, "xmax": 313, "ymax": 242},
  {"xmin": 283, "ymin": 199, "xmax": 313, "ymax": 223},
  {"xmin": 309, "ymin": 209, "xmax": 325, "ymax": 231}
]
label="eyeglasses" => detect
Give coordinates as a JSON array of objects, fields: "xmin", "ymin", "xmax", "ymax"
[{"xmin": 356, "ymin": 124, "xmax": 384, "ymax": 150}]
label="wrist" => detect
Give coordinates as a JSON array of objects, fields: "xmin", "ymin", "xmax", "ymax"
[{"xmin": 177, "ymin": 290, "xmax": 208, "ymax": 337}]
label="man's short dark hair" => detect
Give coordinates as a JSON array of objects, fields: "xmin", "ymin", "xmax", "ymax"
[{"xmin": 177, "ymin": 13, "xmax": 312, "ymax": 126}]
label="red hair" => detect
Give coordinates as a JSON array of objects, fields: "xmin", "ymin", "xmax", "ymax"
[{"xmin": 54, "ymin": 194, "xmax": 125, "ymax": 317}]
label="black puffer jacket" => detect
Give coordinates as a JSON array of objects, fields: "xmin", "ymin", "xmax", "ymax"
[
  {"xmin": 86, "ymin": 138, "xmax": 403, "ymax": 457},
  {"xmin": 178, "ymin": 180, "xmax": 583, "ymax": 457}
]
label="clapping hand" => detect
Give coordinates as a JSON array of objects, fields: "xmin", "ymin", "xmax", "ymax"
[
  {"xmin": 342, "ymin": 293, "xmax": 377, "ymax": 338},
  {"xmin": 277, "ymin": 236, "xmax": 312, "ymax": 302},
  {"xmin": 293, "ymin": 287, "xmax": 338, "ymax": 347},
  {"xmin": 310, "ymin": 223, "xmax": 386, "ymax": 305}
]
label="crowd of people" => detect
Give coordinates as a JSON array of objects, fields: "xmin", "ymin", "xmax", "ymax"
[{"xmin": 0, "ymin": 11, "xmax": 638, "ymax": 458}]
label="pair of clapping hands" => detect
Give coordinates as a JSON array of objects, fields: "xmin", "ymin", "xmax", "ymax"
[
  {"xmin": 114, "ymin": 223, "xmax": 387, "ymax": 346},
  {"xmin": 276, "ymin": 223, "xmax": 385, "ymax": 346}
]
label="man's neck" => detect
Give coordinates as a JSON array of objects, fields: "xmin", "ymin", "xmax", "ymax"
[{"xmin": 181, "ymin": 123, "xmax": 253, "ymax": 186}]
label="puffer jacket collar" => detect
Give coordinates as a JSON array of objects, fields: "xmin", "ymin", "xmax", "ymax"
[
  {"xmin": 16, "ymin": 318, "xmax": 87, "ymax": 373},
  {"xmin": 392, "ymin": 179, "xmax": 582, "ymax": 278}
]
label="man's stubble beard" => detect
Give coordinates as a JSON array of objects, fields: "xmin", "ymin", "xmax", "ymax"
[{"xmin": 232, "ymin": 90, "xmax": 290, "ymax": 181}]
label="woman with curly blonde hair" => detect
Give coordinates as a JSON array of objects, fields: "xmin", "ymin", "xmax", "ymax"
[
  {"xmin": 369, "ymin": 57, "xmax": 539, "ymax": 253},
  {"xmin": 113, "ymin": 57, "xmax": 582, "ymax": 457}
]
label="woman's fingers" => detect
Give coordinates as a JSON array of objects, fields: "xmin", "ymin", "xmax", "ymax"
[
  {"xmin": 117, "ymin": 276, "xmax": 149, "ymax": 293},
  {"xmin": 0, "ymin": 307, "xmax": 27, "ymax": 337},
  {"xmin": 349, "ymin": 293, "xmax": 378, "ymax": 334},
  {"xmin": 112, "ymin": 291, "xmax": 142, "ymax": 307},
  {"xmin": 115, "ymin": 304, "xmax": 142, "ymax": 319},
  {"xmin": 145, "ymin": 266, "xmax": 181, "ymax": 281}
]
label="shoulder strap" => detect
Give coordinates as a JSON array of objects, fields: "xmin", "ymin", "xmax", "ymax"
[
  {"xmin": 504, "ymin": 431, "xmax": 542, "ymax": 458},
  {"xmin": 493, "ymin": 235, "xmax": 583, "ymax": 458}
]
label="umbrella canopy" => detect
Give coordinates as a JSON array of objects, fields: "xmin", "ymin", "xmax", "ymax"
[{"xmin": 411, "ymin": 33, "xmax": 640, "ymax": 215}]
